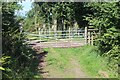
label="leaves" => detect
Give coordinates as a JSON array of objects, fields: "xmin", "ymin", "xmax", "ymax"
[
  {"xmin": 85, "ymin": 2, "xmax": 120, "ymax": 75},
  {"xmin": 24, "ymin": 2, "xmax": 89, "ymax": 32},
  {"xmin": 0, "ymin": 67, "xmax": 5, "ymax": 71},
  {"xmin": 2, "ymin": 2, "xmax": 41, "ymax": 79}
]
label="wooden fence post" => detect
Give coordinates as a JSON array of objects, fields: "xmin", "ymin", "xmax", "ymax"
[
  {"xmin": 88, "ymin": 32, "xmax": 90, "ymax": 44},
  {"xmin": 69, "ymin": 26, "xmax": 71, "ymax": 41},
  {"xmin": 38, "ymin": 27, "xmax": 40, "ymax": 35},
  {"xmin": 38, "ymin": 27, "xmax": 41, "ymax": 42},
  {"xmin": 85, "ymin": 27, "xmax": 87, "ymax": 44},
  {"xmin": 91, "ymin": 34, "xmax": 94, "ymax": 45}
]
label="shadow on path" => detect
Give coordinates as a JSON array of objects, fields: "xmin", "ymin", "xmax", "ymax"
[{"xmin": 34, "ymin": 47, "xmax": 49, "ymax": 77}]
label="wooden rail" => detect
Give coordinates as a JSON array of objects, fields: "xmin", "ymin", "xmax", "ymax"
[{"xmin": 85, "ymin": 27, "xmax": 99, "ymax": 45}]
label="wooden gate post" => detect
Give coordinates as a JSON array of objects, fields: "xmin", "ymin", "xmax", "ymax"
[
  {"xmin": 69, "ymin": 26, "xmax": 71, "ymax": 41},
  {"xmin": 38, "ymin": 27, "xmax": 40, "ymax": 35},
  {"xmin": 91, "ymin": 34, "xmax": 94, "ymax": 45},
  {"xmin": 85, "ymin": 27, "xmax": 87, "ymax": 44},
  {"xmin": 88, "ymin": 31, "xmax": 90, "ymax": 44},
  {"xmin": 38, "ymin": 27, "xmax": 41, "ymax": 42}
]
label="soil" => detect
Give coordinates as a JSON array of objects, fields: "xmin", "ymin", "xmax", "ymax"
[{"xmin": 28, "ymin": 40, "xmax": 84, "ymax": 48}]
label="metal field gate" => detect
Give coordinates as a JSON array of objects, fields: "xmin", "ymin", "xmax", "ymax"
[
  {"xmin": 25, "ymin": 29, "xmax": 85, "ymax": 42},
  {"xmin": 24, "ymin": 27, "xmax": 99, "ymax": 48}
]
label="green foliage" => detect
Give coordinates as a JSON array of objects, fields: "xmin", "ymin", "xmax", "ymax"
[
  {"xmin": 24, "ymin": 2, "xmax": 89, "ymax": 32},
  {"xmin": 97, "ymin": 28, "xmax": 120, "ymax": 54},
  {"xmin": 85, "ymin": 2, "xmax": 120, "ymax": 32},
  {"xmin": 85, "ymin": 2, "xmax": 120, "ymax": 76},
  {"xmin": 2, "ymin": 2, "xmax": 41, "ymax": 79},
  {"xmin": 23, "ymin": 3, "xmax": 45, "ymax": 32}
]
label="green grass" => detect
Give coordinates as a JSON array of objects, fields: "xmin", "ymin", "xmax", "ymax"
[{"xmin": 43, "ymin": 46, "xmax": 118, "ymax": 78}]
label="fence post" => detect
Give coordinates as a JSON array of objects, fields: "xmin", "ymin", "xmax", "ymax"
[
  {"xmin": 85, "ymin": 27, "xmax": 87, "ymax": 44},
  {"xmin": 38, "ymin": 27, "xmax": 40, "ymax": 35},
  {"xmin": 69, "ymin": 26, "xmax": 71, "ymax": 41},
  {"xmin": 88, "ymin": 32, "xmax": 90, "ymax": 44},
  {"xmin": 91, "ymin": 34, "xmax": 94, "ymax": 45},
  {"xmin": 38, "ymin": 27, "xmax": 41, "ymax": 42}
]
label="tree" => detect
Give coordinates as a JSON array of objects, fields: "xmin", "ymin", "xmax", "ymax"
[
  {"xmin": 24, "ymin": 2, "xmax": 90, "ymax": 32},
  {"xmin": 2, "ymin": 2, "xmax": 40, "ymax": 79}
]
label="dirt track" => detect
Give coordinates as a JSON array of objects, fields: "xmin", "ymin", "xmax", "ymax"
[
  {"xmin": 30, "ymin": 40, "xmax": 88, "ymax": 78},
  {"xmin": 42, "ymin": 57, "xmax": 88, "ymax": 78},
  {"xmin": 28, "ymin": 40, "xmax": 84, "ymax": 48}
]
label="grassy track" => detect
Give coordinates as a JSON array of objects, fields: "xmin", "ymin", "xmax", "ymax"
[
  {"xmin": 43, "ymin": 48, "xmax": 87, "ymax": 78},
  {"xmin": 42, "ymin": 46, "xmax": 117, "ymax": 78}
]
